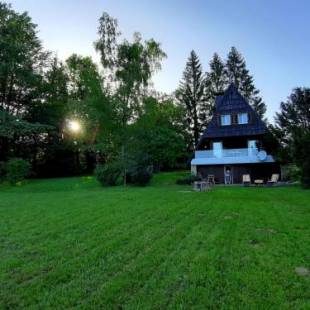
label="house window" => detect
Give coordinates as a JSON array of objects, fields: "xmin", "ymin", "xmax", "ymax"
[
  {"xmin": 238, "ymin": 113, "xmax": 248, "ymax": 124},
  {"xmin": 221, "ymin": 114, "xmax": 231, "ymax": 126}
]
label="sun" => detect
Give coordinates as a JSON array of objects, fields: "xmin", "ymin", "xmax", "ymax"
[{"xmin": 68, "ymin": 120, "xmax": 81, "ymax": 133}]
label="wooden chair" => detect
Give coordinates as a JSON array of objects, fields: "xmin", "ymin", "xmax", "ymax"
[
  {"xmin": 242, "ymin": 174, "xmax": 251, "ymax": 186},
  {"xmin": 207, "ymin": 174, "xmax": 215, "ymax": 185},
  {"xmin": 267, "ymin": 174, "xmax": 279, "ymax": 186}
]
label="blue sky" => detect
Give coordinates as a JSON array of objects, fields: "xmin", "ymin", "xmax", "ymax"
[{"xmin": 6, "ymin": 0, "xmax": 310, "ymax": 121}]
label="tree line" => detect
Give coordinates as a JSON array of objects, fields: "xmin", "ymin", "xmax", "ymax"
[{"xmin": 0, "ymin": 3, "xmax": 309, "ymax": 187}]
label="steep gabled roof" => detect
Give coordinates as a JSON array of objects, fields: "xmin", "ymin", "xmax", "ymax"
[{"xmin": 199, "ymin": 84, "xmax": 267, "ymax": 142}]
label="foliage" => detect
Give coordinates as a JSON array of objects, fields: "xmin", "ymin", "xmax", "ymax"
[
  {"xmin": 275, "ymin": 88, "xmax": 310, "ymax": 188},
  {"xmin": 3, "ymin": 158, "xmax": 31, "ymax": 184},
  {"xmin": 225, "ymin": 47, "xmax": 266, "ymax": 117},
  {"xmin": 94, "ymin": 12, "xmax": 120, "ymax": 70},
  {"xmin": 93, "ymin": 12, "xmax": 168, "ymax": 180},
  {"xmin": 0, "ymin": 110, "xmax": 53, "ymax": 163},
  {"xmin": 129, "ymin": 97, "xmax": 188, "ymax": 171},
  {"xmin": 286, "ymin": 164, "xmax": 301, "ymax": 182},
  {"xmin": 292, "ymin": 130, "xmax": 310, "ymax": 188},
  {"xmin": 176, "ymin": 50, "xmax": 208, "ymax": 148},
  {"xmin": 205, "ymin": 53, "xmax": 227, "ymax": 111},
  {"xmin": 95, "ymin": 13, "xmax": 166, "ymax": 127},
  {"xmin": 27, "ymin": 58, "xmax": 69, "ymax": 128},
  {"xmin": 260, "ymin": 125, "xmax": 282, "ymax": 158},
  {"xmin": 127, "ymin": 155, "xmax": 153, "ymax": 186},
  {"xmin": 95, "ymin": 161, "xmax": 122, "ymax": 186},
  {"xmin": 0, "ymin": 2, "xmax": 47, "ymax": 116},
  {"xmin": 275, "ymin": 87, "xmax": 310, "ymax": 136}
]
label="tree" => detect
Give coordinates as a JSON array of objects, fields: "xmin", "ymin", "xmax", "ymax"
[
  {"xmin": 275, "ymin": 87, "xmax": 310, "ymax": 188},
  {"xmin": 205, "ymin": 53, "xmax": 228, "ymax": 112},
  {"xmin": 94, "ymin": 12, "xmax": 166, "ymax": 184},
  {"xmin": 176, "ymin": 50, "xmax": 207, "ymax": 148},
  {"xmin": 130, "ymin": 97, "xmax": 188, "ymax": 171},
  {"xmin": 95, "ymin": 14, "xmax": 166, "ymax": 127},
  {"xmin": 0, "ymin": 3, "xmax": 51, "ymax": 166},
  {"xmin": 0, "ymin": 2, "xmax": 48, "ymax": 117},
  {"xmin": 66, "ymin": 54, "xmax": 102, "ymax": 101},
  {"xmin": 0, "ymin": 109, "xmax": 51, "ymax": 162},
  {"xmin": 115, "ymin": 34, "xmax": 166, "ymax": 125},
  {"xmin": 28, "ymin": 58, "xmax": 68, "ymax": 128},
  {"xmin": 94, "ymin": 12, "xmax": 120, "ymax": 71},
  {"xmin": 225, "ymin": 47, "xmax": 266, "ymax": 117}
]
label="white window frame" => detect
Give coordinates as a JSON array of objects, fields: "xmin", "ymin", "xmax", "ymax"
[
  {"xmin": 237, "ymin": 113, "xmax": 248, "ymax": 124},
  {"xmin": 221, "ymin": 114, "xmax": 231, "ymax": 126}
]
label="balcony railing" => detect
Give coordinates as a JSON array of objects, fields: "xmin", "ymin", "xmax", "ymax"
[
  {"xmin": 192, "ymin": 147, "xmax": 275, "ymax": 165},
  {"xmin": 195, "ymin": 148, "xmax": 256, "ymax": 159}
]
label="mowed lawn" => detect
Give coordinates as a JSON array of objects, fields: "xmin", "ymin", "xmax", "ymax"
[{"xmin": 0, "ymin": 173, "xmax": 309, "ymax": 309}]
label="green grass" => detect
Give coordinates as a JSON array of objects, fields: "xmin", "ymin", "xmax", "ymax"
[{"xmin": 0, "ymin": 172, "xmax": 309, "ymax": 309}]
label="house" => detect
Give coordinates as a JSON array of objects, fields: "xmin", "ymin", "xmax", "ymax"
[{"xmin": 191, "ymin": 84, "xmax": 280, "ymax": 183}]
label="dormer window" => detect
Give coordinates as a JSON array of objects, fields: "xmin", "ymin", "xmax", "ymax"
[
  {"xmin": 221, "ymin": 114, "xmax": 231, "ymax": 126},
  {"xmin": 237, "ymin": 113, "xmax": 248, "ymax": 124}
]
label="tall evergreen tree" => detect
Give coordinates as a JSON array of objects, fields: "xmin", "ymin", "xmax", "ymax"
[
  {"xmin": 225, "ymin": 47, "xmax": 266, "ymax": 117},
  {"xmin": 176, "ymin": 50, "xmax": 207, "ymax": 148},
  {"xmin": 275, "ymin": 87, "xmax": 310, "ymax": 187},
  {"xmin": 205, "ymin": 53, "xmax": 228, "ymax": 111}
]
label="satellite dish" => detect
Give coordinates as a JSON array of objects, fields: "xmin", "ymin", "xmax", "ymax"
[{"xmin": 257, "ymin": 150, "xmax": 267, "ymax": 161}]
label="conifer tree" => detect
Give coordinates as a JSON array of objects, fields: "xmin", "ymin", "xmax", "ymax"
[
  {"xmin": 205, "ymin": 53, "xmax": 228, "ymax": 111},
  {"xmin": 226, "ymin": 47, "xmax": 266, "ymax": 117},
  {"xmin": 176, "ymin": 50, "xmax": 207, "ymax": 148}
]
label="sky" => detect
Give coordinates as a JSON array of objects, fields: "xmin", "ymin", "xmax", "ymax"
[{"xmin": 6, "ymin": 0, "xmax": 310, "ymax": 121}]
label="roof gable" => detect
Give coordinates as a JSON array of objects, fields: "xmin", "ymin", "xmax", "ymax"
[{"xmin": 199, "ymin": 84, "xmax": 267, "ymax": 141}]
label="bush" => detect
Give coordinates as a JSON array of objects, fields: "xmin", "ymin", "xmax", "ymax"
[
  {"xmin": 4, "ymin": 158, "xmax": 31, "ymax": 184},
  {"xmin": 129, "ymin": 164, "xmax": 153, "ymax": 186},
  {"xmin": 293, "ymin": 130, "xmax": 310, "ymax": 188},
  {"xmin": 0, "ymin": 162, "xmax": 5, "ymax": 183},
  {"xmin": 176, "ymin": 174, "xmax": 201, "ymax": 185},
  {"xmin": 287, "ymin": 165, "xmax": 301, "ymax": 182},
  {"xmin": 95, "ymin": 154, "xmax": 153, "ymax": 187},
  {"xmin": 95, "ymin": 162, "xmax": 122, "ymax": 186},
  {"xmin": 300, "ymin": 160, "xmax": 310, "ymax": 189}
]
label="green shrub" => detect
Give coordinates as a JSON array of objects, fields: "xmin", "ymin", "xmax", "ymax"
[
  {"xmin": 4, "ymin": 158, "xmax": 31, "ymax": 184},
  {"xmin": 176, "ymin": 174, "xmax": 201, "ymax": 185},
  {"xmin": 95, "ymin": 162, "xmax": 122, "ymax": 186},
  {"xmin": 129, "ymin": 164, "xmax": 153, "ymax": 186},
  {"xmin": 287, "ymin": 165, "xmax": 301, "ymax": 182},
  {"xmin": 95, "ymin": 151, "xmax": 154, "ymax": 187}
]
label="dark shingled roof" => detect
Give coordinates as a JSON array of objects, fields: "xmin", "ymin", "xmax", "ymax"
[{"xmin": 198, "ymin": 84, "xmax": 267, "ymax": 143}]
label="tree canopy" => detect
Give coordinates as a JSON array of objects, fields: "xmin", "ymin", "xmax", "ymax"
[{"xmin": 275, "ymin": 88, "xmax": 310, "ymax": 187}]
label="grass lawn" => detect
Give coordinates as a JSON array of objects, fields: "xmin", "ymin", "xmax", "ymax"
[{"xmin": 0, "ymin": 172, "xmax": 309, "ymax": 309}]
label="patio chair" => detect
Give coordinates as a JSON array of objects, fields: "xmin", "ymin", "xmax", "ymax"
[
  {"xmin": 267, "ymin": 174, "xmax": 279, "ymax": 186},
  {"xmin": 207, "ymin": 174, "xmax": 215, "ymax": 185},
  {"xmin": 242, "ymin": 174, "xmax": 251, "ymax": 186}
]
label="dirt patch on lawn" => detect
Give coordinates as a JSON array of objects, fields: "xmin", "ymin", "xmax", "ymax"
[
  {"xmin": 295, "ymin": 267, "xmax": 309, "ymax": 277},
  {"xmin": 224, "ymin": 212, "xmax": 239, "ymax": 220},
  {"xmin": 256, "ymin": 227, "xmax": 277, "ymax": 234}
]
